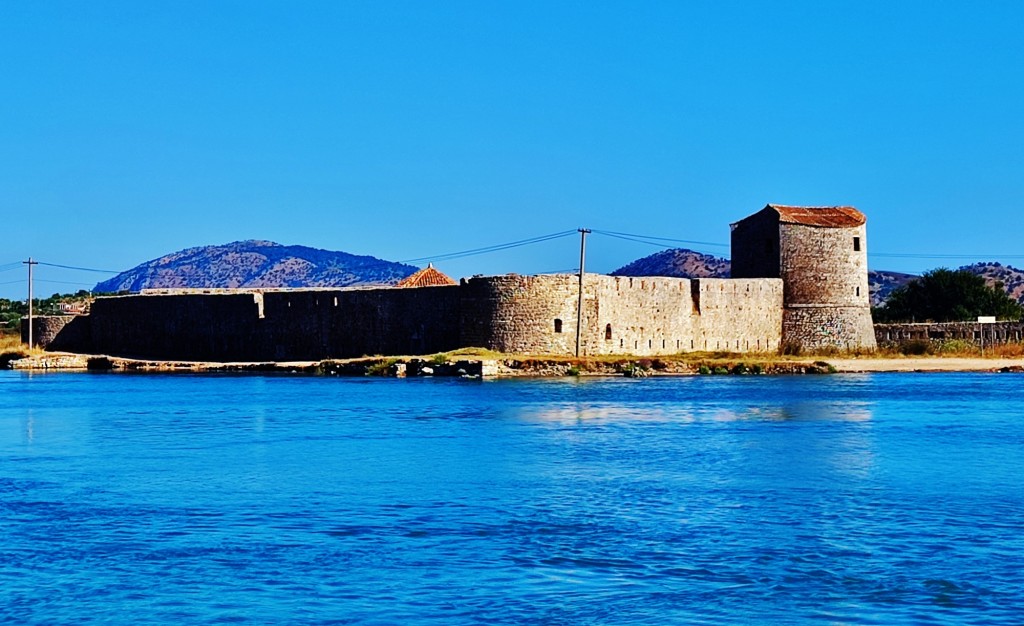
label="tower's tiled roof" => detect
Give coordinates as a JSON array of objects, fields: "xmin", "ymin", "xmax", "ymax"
[
  {"xmin": 396, "ymin": 264, "xmax": 457, "ymax": 288},
  {"xmin": 767, "ymin": 204, "xmax": 865, "ymax": 228}
]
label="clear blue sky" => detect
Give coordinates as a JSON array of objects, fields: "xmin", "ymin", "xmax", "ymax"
[{"xmin": 3, "ymin": 1, "xmax": 1023, "ymax": 299}]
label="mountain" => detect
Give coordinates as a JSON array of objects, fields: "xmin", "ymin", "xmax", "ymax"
[
  {"xmin": 610, "ymin": 248, "xmax": 731, "ymax": 279},
  {"xmin": 867, "ymin": 270, "xmax": 917, "ymax": 307},
  {"xmin": 959, "ymin": 262, "xmax": 1024, "ymax": 306},
  {"xmin": 94, "ymin": 240, "xmax": 418, "ymax": 293}
]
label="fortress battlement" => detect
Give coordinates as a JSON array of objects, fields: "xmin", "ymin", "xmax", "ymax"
[{"xmin": 26, "ymin": 204, "xmax": 877, "ymax": 359}]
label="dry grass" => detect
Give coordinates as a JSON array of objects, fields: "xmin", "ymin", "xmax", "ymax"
[
  {"xmin": 0, "ymin": 334, "xmax": 46, "ymax": 360},
  {"xmin": 0, "ymin": 335, "xmax": 25, "ymax": 353},
  {"xmin": 872, "ymin": 340, "xmax": 1024, "ymax": 359}
]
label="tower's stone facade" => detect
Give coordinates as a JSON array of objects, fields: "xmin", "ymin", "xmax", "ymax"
[{"xmin": 731, "ymin": 204, "xmax": 876, "ymax": 351}]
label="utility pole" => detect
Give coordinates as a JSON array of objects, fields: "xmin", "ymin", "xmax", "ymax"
[
  {"xmin": 23, "ymin": 258, "xmax": 38, "ymax": 348},
  {"xmin": 575, "ymin": 228, "xmax": 591, "ymax": 357}
]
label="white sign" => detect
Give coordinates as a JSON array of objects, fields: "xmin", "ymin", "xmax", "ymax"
[{"xmin": 978, "ymin": 316, "xmax": 996, "ymax": 323}]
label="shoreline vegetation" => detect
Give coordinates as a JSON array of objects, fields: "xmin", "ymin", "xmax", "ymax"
[{"xmin": 3, "ymin": 337, "xmax": 1024, "ymax": 376}]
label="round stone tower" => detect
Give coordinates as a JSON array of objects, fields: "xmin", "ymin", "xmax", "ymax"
[{"xmin": 731, "ymin": 204, "xmax": 876, "ymax": 351}]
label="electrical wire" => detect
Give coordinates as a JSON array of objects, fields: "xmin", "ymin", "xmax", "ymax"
[
  {"xmin": 591, "ymin": 229, "xmax": 729, "ymax": 248},
  {"xmin": 400, "ymin": 230, "xmax": 578, "ymax": 264},
  {"xmin": 36, "ymin": 279, "xmax": 97, "ymax": 286},
  {"xmin": 36, "ymin": 261, "xmax": 119, "ymax": 273},
  {"xmin": 870, "ymin": 252, "xmax": 1024, "ymax": 260}
]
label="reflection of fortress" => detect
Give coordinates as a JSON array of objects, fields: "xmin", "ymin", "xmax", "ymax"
[{"xmin": 30, "ymin": 204, "xmax": 877, "ymax": 360}]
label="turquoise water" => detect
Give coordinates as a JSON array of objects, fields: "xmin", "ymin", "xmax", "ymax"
[{"xmin": 1, "ymin": 371, "xmax": 1022, "ymax": 624}]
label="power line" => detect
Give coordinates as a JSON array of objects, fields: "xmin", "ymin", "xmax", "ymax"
[
  {"xmin": 400, "ymin": 230, "xmax": 578, "ymax": 264},
  {"xmin": 592, "ymin": 229, "xmax": 729, "ymax": 248},
  {"xmin": 591, "ymin": 230, "xmax": 727, "ymax": 254},
  {"xmin": 36, "ymin": 279, "xmax": 97, "ymax": 287},
  {"xmin": 870, "ymin": 252, "xmax": 1024, "ymax": 260},
  {"xmin": 0, "ymin": 279, "xmax": 27, "ymax": 286},
  {"xmin": 36, "ymin": 261, "xmax": 118, "ymax": 273}
]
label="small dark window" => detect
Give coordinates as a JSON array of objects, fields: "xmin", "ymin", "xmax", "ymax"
[
  {"xmin": 856, "ymin": 286, "xmax": 860, "ymax": 297},
  {"xmin": 554, "ymin": 319, "xmax": 563, "ymax": 333},
  {"xmin": 605, "ymin": 324, "xmax": 612, "ymax": 341},
  {"xmin": 853, "ymin": 237, "xmax": 861, "ymax": 251}
]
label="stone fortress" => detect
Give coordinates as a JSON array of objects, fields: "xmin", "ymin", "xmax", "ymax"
[{"xmin": 30, "ymin": 204, "xmax": 878, "ymax": 361}]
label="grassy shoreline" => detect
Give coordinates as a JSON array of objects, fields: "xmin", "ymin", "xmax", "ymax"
[{"xmin": 4, "ymin": 340, "xmax": 1024, "ymax": 376}]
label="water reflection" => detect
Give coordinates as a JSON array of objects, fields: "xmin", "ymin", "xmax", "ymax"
[
  {"xmin": 529, "ymin": 401, "xmax": 873, "ymax": 424},
  {"xmin": 711, "ymin": 402, "xmax": 873, "ymax": 423}
]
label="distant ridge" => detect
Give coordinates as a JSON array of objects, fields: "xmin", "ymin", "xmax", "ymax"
[
  {"xmin": 95, "ymin": 240, "xmax": 418, "ymax": 293},
  {"xmin": 960, "ymin": 262, "xmax": 1024, "ymax": 305},
  {"xmin": 610, "ymin": 248, "xmax": 730, "ymax": 279}
]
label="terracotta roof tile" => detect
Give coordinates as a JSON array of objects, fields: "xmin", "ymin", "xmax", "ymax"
[
  {"xmin": 396, "ymin": 264, "xmax": 457, "ymax": 288},
  {"xmin": 767, "ymin": 204, "xmax": 865, "ymax": 228}
]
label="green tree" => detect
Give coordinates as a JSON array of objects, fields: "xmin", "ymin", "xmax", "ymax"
[{"xmin": 874, "ymin": 268, "xmax": 1024, "ymax": 322}]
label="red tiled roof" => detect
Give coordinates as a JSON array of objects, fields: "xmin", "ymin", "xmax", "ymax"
[
  {"xmin": 767, "ymin": 204, "xmax": 865, "ymax": 228},
  {"xmin": 396, "ymin": 264, "xmax": 457, "ymax": 288}
]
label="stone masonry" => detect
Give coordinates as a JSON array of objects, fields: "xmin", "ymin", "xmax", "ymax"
[
  {"xmin": 731, "ymin": 204, "xmax": 876, "ymax": 351},
  {"xmin": 26, "ymin": 204, "xmax": 878, "ymax": 360}
]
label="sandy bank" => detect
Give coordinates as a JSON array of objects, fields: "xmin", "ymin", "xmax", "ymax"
[{"xmin": 828, "ymin": 357, "xmax": 1024, "ymax": 373}]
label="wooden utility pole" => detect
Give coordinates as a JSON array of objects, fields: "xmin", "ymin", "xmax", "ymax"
[
  {"xmin": 575, "ymin": 228, "xmax": 591, "ymax": 357},
  {"xmin": 23, "ymin": 258, "xmax": 37, "ymax": 348}
]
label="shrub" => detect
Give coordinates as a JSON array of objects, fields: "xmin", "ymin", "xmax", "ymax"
[
  {"xmin": 750, "ymin": 364, "xmax": 763, "ymax": 375},
  {"xmin": 566, "ymin": 366, "xmax": 580, "ymax": 377},
  {"xmin": 899, "ymin": 339, "xmax": 933, "ymax": 356},
  {"xmin": 780, "ymin": 341, "xmax": 803, "ymax": 356},
  {"xmin": 429, "ymin": 353, "xmax": 449, "ymax": 366},
  {"xmin": 698, "ymin": 365, "xmax": 711, "ymax": 375},
  {"xmin": 712, "ymin": 366, "xmax": 729, "ymax": 375},
  {"xmin": 731, "ymin": 363, "xmax": 748, "ymax": 375},
  {"xmin": 365, "ymin": 358, "xmax": 399, "ymax": 376},
  {"xmin": 935, "ymin": 339, "xmax": 977, "ymax": 355}
]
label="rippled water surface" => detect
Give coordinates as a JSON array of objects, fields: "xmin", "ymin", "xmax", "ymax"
[{"xmin": 2, "ymin": 371, "xmax": 1023, "ymax": 624}]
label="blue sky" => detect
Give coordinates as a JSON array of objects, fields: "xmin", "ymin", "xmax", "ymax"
[{"xmin": 3, "ymin": 1, "xmax": 1023, "ymax": 299}]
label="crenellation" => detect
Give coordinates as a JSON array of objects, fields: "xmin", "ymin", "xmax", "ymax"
[{"xmin": 26, "ymin": 204, "xmax": 881, "ymax": 360}]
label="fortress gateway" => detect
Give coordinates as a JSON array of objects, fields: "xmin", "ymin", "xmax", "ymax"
[{"xmin": 35, "ymin": 205, "xmax": 877, "ymax": 360}]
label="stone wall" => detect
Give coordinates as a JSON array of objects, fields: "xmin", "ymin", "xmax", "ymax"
[
  {"xmin": 730, "ymin": 210, "xmax": 876, "ymax": 351},
  {"xmin": 460, "ymin": 274, "xmax": 783, "ymax": 356},
  {"xmin": 692, "ymin": 279, "xmax": 784, "ymax": 353},
  {"xmin": 53, "ymin": 287, "xmax": 462, "ymax": 361},
  {"xmin": 783, "ymin": 306, "xmax": 876, "ymax": 351},
  {"xmin": 779, "ymin": 223, "xmax": 875, "ymax": 351},
  {"xmin": 730, "ymin": 208, "xmax": 780, "ymax": 279},
  {"xmin": 459, "ymin": 274, "xmax": 583, "ymax": 354},
  {"xmin": 20, "ymin": 315, "xmax": 83, "ymax": 349},
  {"xmin": 779, "ymin": 223, "xmax": 868, "ymax": 308},
  {"xmin": 875, "ymin": 322, "xmax": 1024, "ymax": 347},
  {"xmin": 587, "ymin": 275, "xmax": 699, "ymax": 355},
  {"xmin": 34, "ymin": 273, "xmax": 789, "ymax": 360}
]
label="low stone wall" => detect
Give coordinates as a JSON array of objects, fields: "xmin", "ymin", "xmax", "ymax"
[
  {"xmin": 875, "ymin": 322, "xmax": 1024, "ymax": 347},
  {"xmin": 20, "ymin": 315, "xmax": 91, "ymax": 349}
]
